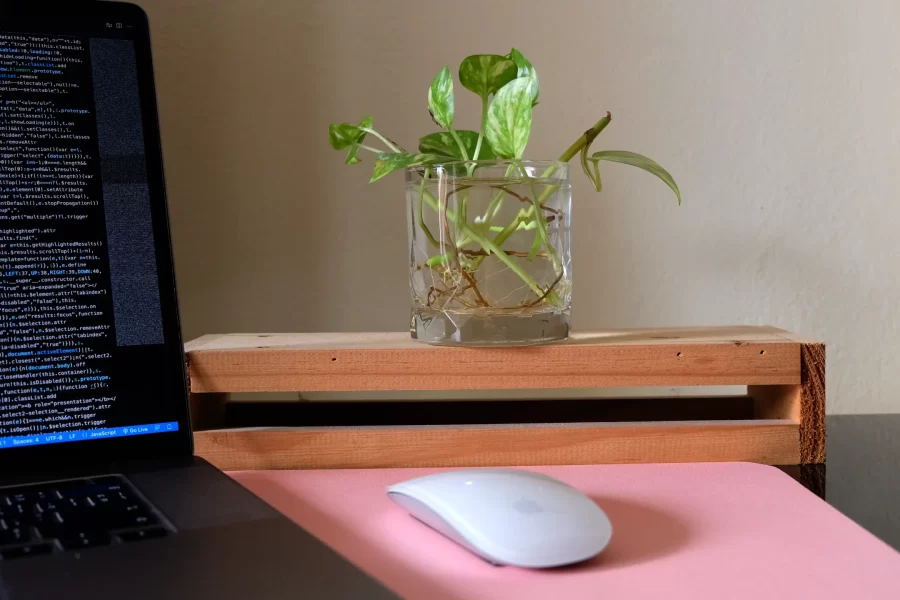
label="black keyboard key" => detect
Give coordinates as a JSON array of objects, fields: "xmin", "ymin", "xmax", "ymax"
[
  {"xmin": 1, "ymin": 543, "xmax": 55, "ymax": 560},
  {"xmin": 118, "ymin": 527, "xmax": 168, "ymax": 543},
  {"xmin": 131, "ymin": 514, "xmax": 156, "ymax": 527},
  {"xmin": 60, "ymin": 530, "xmax": 110, "ymax": 551},
  {"xmin": 104, "ymin": 507, "xmax": 158, "ymax": 530},
  {"xmin": 0, "ymin": 476, "xmax": 168, "ymax": 557},
  {"xmin": 0, "ymin": 526, "xmax": 29, "ymax": 546}
]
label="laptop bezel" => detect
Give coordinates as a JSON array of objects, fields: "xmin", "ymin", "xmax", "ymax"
[{"xmin": 0, "ymin": 1, "xmax": 193, "ymax": 474}]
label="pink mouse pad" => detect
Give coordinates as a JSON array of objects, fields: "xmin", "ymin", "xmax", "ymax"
[{"xmin": 229, "ymin": 463, "xmax": 900, "ymax": 599}]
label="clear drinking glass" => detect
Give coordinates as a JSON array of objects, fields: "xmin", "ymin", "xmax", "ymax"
[{"xmin": 406, "ymin": 160, "xmax": 572, "ymax": 346}]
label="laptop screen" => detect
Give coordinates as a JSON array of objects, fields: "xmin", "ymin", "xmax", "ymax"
[{"xmin": 0, "ymin": 9, "xmax": 188, "ymax": 454}]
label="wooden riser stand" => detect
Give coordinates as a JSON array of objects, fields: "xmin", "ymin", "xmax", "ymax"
[{"xmin": 184, "ymin": 326, "xmax": 825, "ymax": 471}]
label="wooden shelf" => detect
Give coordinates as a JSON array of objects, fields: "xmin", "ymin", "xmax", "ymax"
[
  {"xmin": 185, "ymin": 326, "xmax": 825, "ymax": 469},
  {"xmin": 185, "ymin": 326, "xmax": 805, "ymax": 393}
]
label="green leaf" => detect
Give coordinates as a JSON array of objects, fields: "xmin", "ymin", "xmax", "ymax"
[
  {"xmin": 343, "ymin": 115, "xmax": 372, "ymax": 164},
  {"xmin": 458, "ymin": 54, "xmax": 518, "ymax": 100},
  {"xmin": 590, "ymin": 151, "xmax": 681, "ymax": 204},
  {"xmin": 509, "ymin": 48, "xmax": 534, "ymax": 78},
  {"xmin": 484, "ymin": 77, "xmax": 535, "ymax": 159},
  {"xmin": 508, "ymin": 48, "xmax": 539, "ymax": 104},
  {"xmin": 370, "ymin": 152, "xmax": 443, "ymax": 183},
  {"xmin": 329, "ymin": 122, "xmax": 362, "ymax": 150},
  {"xmin": 329, "ymin": 115, "xmax": 372, "ymax": 164},
  {"xmin": 418, "ymin": 130, "xmax": 496, "ymax": 160},
  {"xmin": 428, "ymin": 67, "xmax": 454, "ymax": 129}
]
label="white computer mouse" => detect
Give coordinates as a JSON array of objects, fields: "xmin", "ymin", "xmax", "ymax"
[{"xmin": 386, "ymin": 469, "xmax": 612, "ymax": 568}]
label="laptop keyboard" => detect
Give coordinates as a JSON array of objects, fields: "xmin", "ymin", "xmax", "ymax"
[{"xmin": 0, "ymin": 475, "xmax": 171, "ymax": 561}]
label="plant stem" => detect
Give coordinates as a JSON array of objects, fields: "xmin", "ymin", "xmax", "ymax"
[
  {"xmin": 526, "ymin": 269, "xmax": 564, "ymax": 307},
  {"xmin": 358, "ymin": 144, "xmax": 384, "ymax": 154},
  {"xmin": 527, "ymin": 228, "xmax": 543, "ymax": 261},
  {"xmin": 557, "ymin": 112, "xmax": 611, "ymax": 162},
  {"xmin": 418, "ymin": 168, "xmax": 439, "ymax": 247},
  {"xmin": 459, "ymin": 223, "xmax": 546, "ymax": 298},
  {"xmin": 360, "ymin": 127, "xmax": 403, "ymax": 153},
  {"xmin": 448, "ymin": 126, "xmax": 470, "ymax": 160},
  {"xmin": 421, "ymin": 188, "xmax": 555, "ymax": 304},
  {"xmin": 489, "ymin": 113, "xmax": 613, "ymax": 248},
  {"xmin": 489, "ymin": 208, "xmax": 526, "ymax": 249},
  {"xmin": 447, "ymin": 127, "xmax": 471, "ymax": 235},
  {"xmin": 444, "ymin": 184, "xmax": 471, "ymax": 245},
  {"xmin": 517, "ymin": 162, "xmax": 561, "ymax": 272},
  {"xmin": 427, "ymin": 242, "xmax": 544, "ymax": 267},
  {"xmin": 472, "ymin": 95, "xmax": 489, "ymax": 161}
]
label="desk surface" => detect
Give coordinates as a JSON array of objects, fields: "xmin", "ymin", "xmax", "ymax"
[
  {"xmin": 822, "ymin": 414, "xmax": 900, "ymax": 550},
  {"xmin": 231, "ymin": 461, "xmax": 900, "ymax": 600}
]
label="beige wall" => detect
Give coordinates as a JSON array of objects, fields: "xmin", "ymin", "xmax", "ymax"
[{"xmin": 136, "ymin": 0, "xmax": 900, "ymax": 413}]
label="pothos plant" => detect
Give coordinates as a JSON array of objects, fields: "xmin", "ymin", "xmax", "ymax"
[{"xmin": 328, "ymin": 49, "xmax": 680, "ymax": 315}]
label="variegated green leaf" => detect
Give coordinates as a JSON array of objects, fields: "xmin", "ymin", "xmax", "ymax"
[
  {"xmin": 509, "ymin": 48, "xmax": 539, "ymax": 104},
  {"xmin": 328, "ymin": 122, "xmax": 362, "ymax": 150},
  {"xmin": 590, "ymin": 150, "xmax": 681, "ymax": 204},
  {"xmin": 329, "ymin": 115, "xmax": 373, "ymax": 166},
  {"xmin": 484, "ymin": 77, "xmax": 535, "ymax": 159},
  {"xmin": 418, "ymin": 130, "xmax": 496, "ymax": 160},
  {"xmin": 428, "ymin": 67, "xmax": 454, "ymax": 129},
  {"xmin": 343, "ymin": 115, "xmax": 372, "ymax": 164},
  {"xmin": 458, "ymin": 54, "xmax": 518, "ymax": 100},
  {"xmin": 370, "ymin": 152, "xmax": 443, "ymax": 183}
]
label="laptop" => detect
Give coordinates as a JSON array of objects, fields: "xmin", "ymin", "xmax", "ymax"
[{"xmin": 0, "ymin": 2, "xmax": 397, "ymax": 598}]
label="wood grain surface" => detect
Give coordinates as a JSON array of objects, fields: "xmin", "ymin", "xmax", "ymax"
[
  {"xmin": 186, "ymin": 327, "xmax": 803, "ymax": 393},
  {"xmin": 800, "ymin": 343, "xmax": 826, "ymax": 463},
  {"xmin": 194, "ymin": 420, "xmax": 801, "ymax": 470}
]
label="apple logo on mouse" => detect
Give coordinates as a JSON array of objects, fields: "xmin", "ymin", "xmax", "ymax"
[{"xmin": 513, "ymin": 497, "xmax": 543, "ymax": 515}]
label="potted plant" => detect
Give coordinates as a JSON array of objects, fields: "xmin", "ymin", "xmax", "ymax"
[{"xmin": 329, "ymin": 49, "xmax": 680, "ymax": 346}]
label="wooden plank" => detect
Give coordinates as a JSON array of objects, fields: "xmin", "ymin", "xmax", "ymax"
[
  {"xmin": 800, "ymin": 343, "xmax": 826, "ymax": 463},
  {"xmin": 186, "ymin": 329, "xmax": 802, "ymax": 393},
  {"xmin": 194, "ymin": 421, "xmax": 800, "ymax": 470},
  {"xmin": 185, "ymin": 326, "xmax": 802, "ymax": 352}
]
